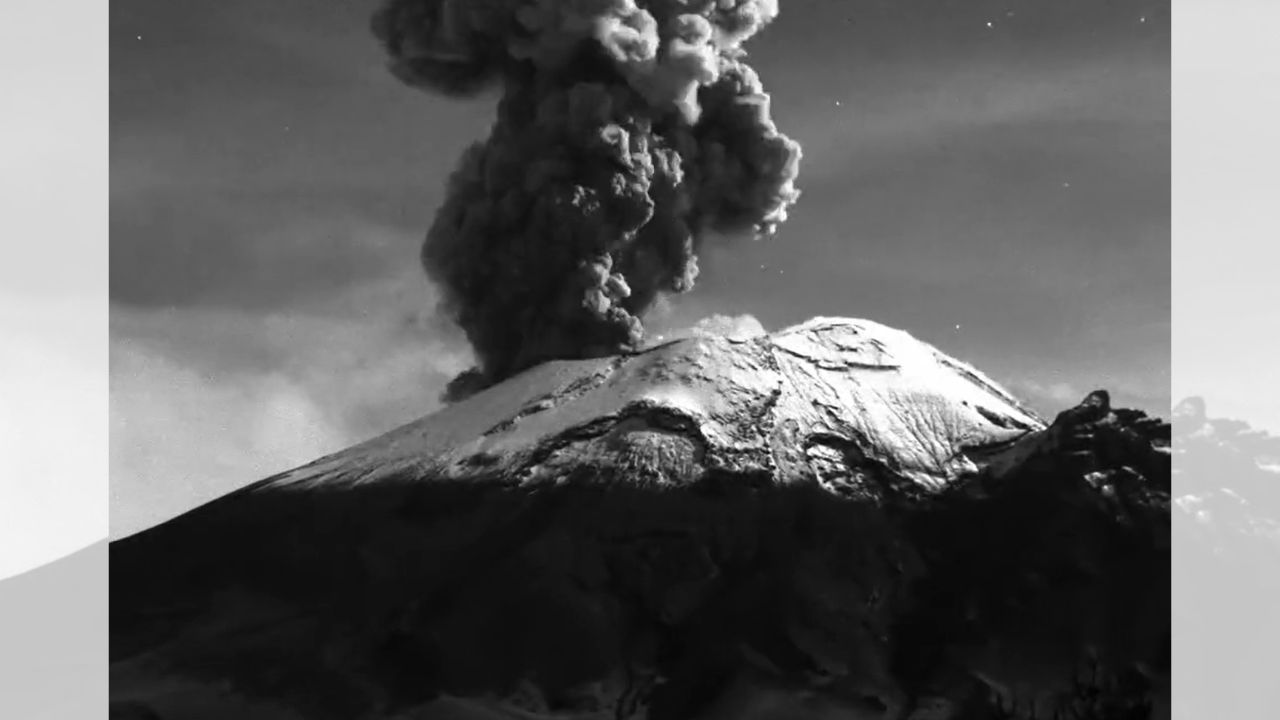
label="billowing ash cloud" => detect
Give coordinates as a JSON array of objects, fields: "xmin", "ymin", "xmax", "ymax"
[{"xmin": 373, "ymin": 0, "xmax": 801, "ymax": 399}]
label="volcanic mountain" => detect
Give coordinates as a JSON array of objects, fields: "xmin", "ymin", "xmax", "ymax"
[{"xmin": 109, "ymin": 318, "xmax": 1171, "ymax": 720}]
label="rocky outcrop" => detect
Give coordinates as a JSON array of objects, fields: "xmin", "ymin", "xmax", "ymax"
[{"xmin": 109, "ymin": 319, "xmax": 1170, "ymax": 719}]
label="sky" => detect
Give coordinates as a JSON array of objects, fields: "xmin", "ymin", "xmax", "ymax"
[
  {"xmin": 1171, "ymin": 0, "xmax": 1280, "ymax": 439},
  {"xmin": 109, "ymin": 0, "xmax": 1171, "ymax": 537},
  {"xmin": 2, "ymin": 2, "xmax": 108, "ymax": 579}
]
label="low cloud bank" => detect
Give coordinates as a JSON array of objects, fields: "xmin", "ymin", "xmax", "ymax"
[{"xmin": 110, "ymin": 274, "xmax": 470, "ymax": 537}]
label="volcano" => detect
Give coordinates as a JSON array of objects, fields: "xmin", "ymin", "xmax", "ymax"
[{"xmin": 109, "ymin": 318, "xmax": 1170, "ymax": 720}]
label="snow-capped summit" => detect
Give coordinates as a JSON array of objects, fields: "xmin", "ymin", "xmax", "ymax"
[{"xmin": 257, "ymin": 317, "xmax": 1044, "ymax": 497}]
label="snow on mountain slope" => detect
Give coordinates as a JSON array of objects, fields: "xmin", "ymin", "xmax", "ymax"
[{"xmin": 257, "ymin": 317, "xmax": 1044, "ymax": 496}]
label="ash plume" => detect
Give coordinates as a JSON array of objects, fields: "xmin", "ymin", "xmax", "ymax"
[{"xmin": 373, "ymin": 0, "xmax": 802, "ymax": 399}]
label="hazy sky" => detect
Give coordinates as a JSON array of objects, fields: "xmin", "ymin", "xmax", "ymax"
[
  {"xmin": 110, "ymin": 0, "xmax": 1171, "ymax": 536},
  {"xmin": 2, "ymin": 3, "xmax": 108, "ymax": 579}
]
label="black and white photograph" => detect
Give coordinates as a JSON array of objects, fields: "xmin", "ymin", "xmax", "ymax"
[{"xmin": 2, "ymin": 1, "xmax": 1277, "ymax": 719}]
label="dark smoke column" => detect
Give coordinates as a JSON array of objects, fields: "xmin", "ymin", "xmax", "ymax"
[{"xmin": 373, "ymin": 0, "xmax": 802, "ymax": 399}]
